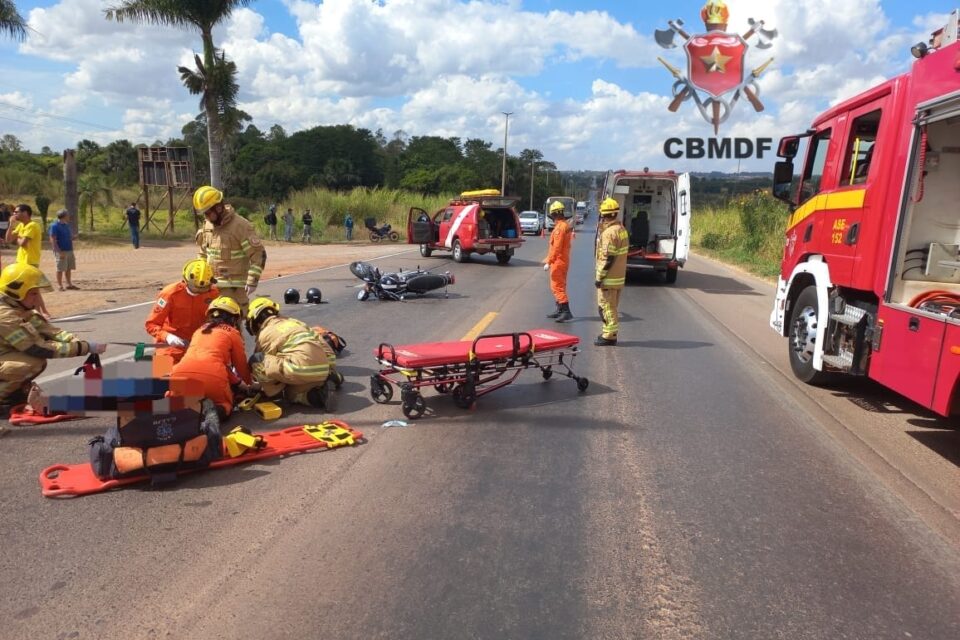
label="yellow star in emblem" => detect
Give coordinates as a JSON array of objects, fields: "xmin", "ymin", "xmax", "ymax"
[{"xmin": 699, "ymin": 46, "xmax": 732, "ymax": 73}]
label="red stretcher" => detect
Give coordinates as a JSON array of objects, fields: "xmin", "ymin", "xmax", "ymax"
[{"xmin": 370, "ymin": 329, "xmax": 588, "ymax": 419}]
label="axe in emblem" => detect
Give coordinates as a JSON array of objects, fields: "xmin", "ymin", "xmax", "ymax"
[
  {"xmin": 654, "ymin": 19, "xmax": 690, "ymax": 49},
  {"xmin": 741, "ymin": 57, "xmax": 775, "ymax": 112},
  {"xmin": 744, "ymin": 18, "xmax": 778, "ymax": 49},
  {"xmin": 657, "ymin": 57, "xmax": 694, "ymax": 112}
]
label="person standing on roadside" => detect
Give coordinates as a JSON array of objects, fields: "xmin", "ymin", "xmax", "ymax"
[
  {"xmin": 194, "ymin": 186, "xmax": 266, "ymax": 315},
  {"xmin": 301, "ymin": 209, "xmax": 313, "ymax": 244},
  {"xmin": 5, "ymin": 204, "xmax": 50, "ymax": 317},
  {"xmin": 543, "ymin": 200, "xmax": 573, "ymax": 323},
  {"xmin": 283, "ymin": 207, "xmax": 294, "ymax": 242},
  {"xmin": 265, "ymin": 204, "xmax": 278, "ymax": 241},
  {"xmin": 344, "ymin": 212, "xmax": 353, "ymax": 241},
  {"xmin": 125, "ymin": 202, "xmax": 141, "ymax": 249},
  {"xmin": 594, "ymin": 197, "xmax": 629, "ymax": 346},
  {"xmin": 49, "ymin": 210, "xmax": 78, "ymax": 291}
]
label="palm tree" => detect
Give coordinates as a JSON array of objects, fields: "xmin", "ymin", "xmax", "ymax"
[
  {"xmin": 77, "ymin": 174, "xmax": 115, "ymax": 232},
  {"xmin": 104, "ymin": 0, "xmax": 253, "ymax": 189},
  {"xmin": 0, "ymin": 0, "xmax": 27, "ymax": 41}
]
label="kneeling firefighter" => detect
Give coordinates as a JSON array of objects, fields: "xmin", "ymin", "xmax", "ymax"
[
  {"xmin": 169, "ymin": 296, "xmax": 251, "ymax": 418},
  {"xmin": 544, "ymin": 200, "xmax": 573, "ymax": 322},
  {"xmin": 594, "ymin": 198, "xmax": 629, "ymax": 346},
  {"xmin": 144, "ymin": 259, "xmax": 220, "ymax": 366},
  {"xmin": 245, "ymin": 297, "xmax": 342, "ymax": 408},
  {"xmin": 0, "ymin": 263, "xmax": 108, "ymax": 410}
]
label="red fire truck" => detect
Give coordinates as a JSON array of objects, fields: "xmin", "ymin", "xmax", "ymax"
[{"xmin": 770, "ymin": 11, "xmax": 960, "ymax": 416}]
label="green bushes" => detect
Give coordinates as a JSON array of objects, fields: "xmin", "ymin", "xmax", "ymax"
[{"xmin": 691, "ymin": 191, "xmax": 789, "ymax": 278}]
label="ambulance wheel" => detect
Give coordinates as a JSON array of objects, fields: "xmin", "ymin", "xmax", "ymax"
[
  {"xmin": 452, "ymin": 240, "xmax": 467, "ymax": 263},
  {"xmin": 788, "ymin": 286, "xmax": 829, "ymax": 385},
  {"xmin": 452, "ymin": 384, "xmax": 475, "ymax": 409},
  {"xmin": 388, "ymin": 231, "xmax": 400, "ymax": 242},
  {"xmin": 541, "ymin": 367, "xmax": 553, "ymax": 380},
  {"xmin": 420, "ymin": 244, "xmax": 433, "ymax": 257},
  {"xmin": 577, "ymin": 377, "xmax": 590, "ymax": 392},
  {"xmin": 664, "ymin": 267, "xmax": 678, "ymax": 284},
  {"xmin": 496, "ymin": 251, "xmax": 511, "ymax": 265},
  {"xmin": 402, "ymin": 394, "xmax": 426, "ymax": 419},
  {"xmin": 370, "ymin": 376, "xmax": 393, "ymax": 403},
  {"xmin": 370, "ymin": 232, "xmax": 381, "ymax": 243}
]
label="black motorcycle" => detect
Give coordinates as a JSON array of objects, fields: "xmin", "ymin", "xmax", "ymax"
[
  {"xmin": 365, "ymin": 218, "xmax": 401, "ymax": 242},
  {"xmin": 350, "ymin": 261, "xmax": 454, "ymax": 301}
]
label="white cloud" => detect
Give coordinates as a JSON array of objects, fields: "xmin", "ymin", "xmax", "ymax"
[{"xmin": 6, "ymin": 0, "xmax": 951, "ymax": 172}]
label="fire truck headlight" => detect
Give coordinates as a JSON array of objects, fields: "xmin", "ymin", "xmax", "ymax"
[{"xmin": 911, "ymin": 42, "xmax": 929, "ymax": 59}]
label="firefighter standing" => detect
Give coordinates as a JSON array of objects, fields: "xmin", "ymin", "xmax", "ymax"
[
  {"xmin": 168, "ymin": 296, "xmax": 251, "ymax": 418},
  {"xmin": 0, "ymin": 263, "xmax": 107, "ymax": 409},
  {"xmin": 194, "ymin": 186, "xmax": 266, "ymax": 314},
  {"xmin": 594, "ymin": 198, "xmax": 629, "ymax": 346},
  {"xmin": 144, "ymin": 259, "xmax": 220, "ymax": 366},
  {"xmin": 544, "ymin": 200, "xmax": 574, "ymax": 322},
  {"xmin": 245, "ymin": 297, "xmax": 342, "ymax": 409}
]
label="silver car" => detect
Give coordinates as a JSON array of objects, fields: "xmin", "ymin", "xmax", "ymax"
[{"xmin": 519, "ymin": 210, "xmax": 541, "ymax": 235}]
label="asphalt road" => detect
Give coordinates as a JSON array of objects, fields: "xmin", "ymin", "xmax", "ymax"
[{"xmin": 2, "ymin": 228, "xmax": 958, "ymax": 639}]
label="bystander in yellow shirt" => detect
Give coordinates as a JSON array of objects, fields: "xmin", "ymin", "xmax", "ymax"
[{"xmin": 14, "ymin": 220, "xmax": 41, "ymax": 266}]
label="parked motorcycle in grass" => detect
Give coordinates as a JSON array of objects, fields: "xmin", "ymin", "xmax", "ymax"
[
  {"xmin": 365, "ymin": 218, "xmax": 401, "ymax": 242},
  {"xmin": 350, "ymin": 261, "xmax": 454, "ymax": 301}
]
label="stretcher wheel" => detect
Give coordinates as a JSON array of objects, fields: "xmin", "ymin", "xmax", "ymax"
[
  {"xmin": 541, "ymin": 367, "xmax": 553, "ymax": 380},
  {"xmin": 402, "ymin": 394, "xmax": 426, "ymax": 419},
  {"xmin": 370, "ymin": 376, "xmax": 393, "ymax": 403},
  {"xmin": 435, "ymin": 381, "xmax": 453, "ymax": 393},
  {"xmin": 577, "ymin": 377, "xmax": 589, "ymax": 392},
  {"xmin": 452, "ymin": 385, "xmax": 475, "ymax": 409}
]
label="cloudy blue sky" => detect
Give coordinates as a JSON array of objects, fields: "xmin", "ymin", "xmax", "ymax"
[{"xmin": 0, "ymin": 0, "xmax": 956, "ymax": 171}]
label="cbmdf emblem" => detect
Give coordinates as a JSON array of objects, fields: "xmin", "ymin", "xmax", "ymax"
[{"xmin": 655, "ymin": 0, "xmax": 777, "ymax": 133}]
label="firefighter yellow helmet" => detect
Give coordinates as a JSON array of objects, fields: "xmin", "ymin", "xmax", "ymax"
[
  {"xmin": 0, "ymin": 263, "xmax": 52, "ymax": 300},
  {"xmin": 207, "ymin": 296, "xmax": 241, "ymax": 324},
  {"xmin": 182, "ymin": 259, "xmax": 215, "ymax": 293},
  {"xmin": 193, "ymin": 186, "xmax": 223, "ymax": 214},
  {"xmin": 599, "ymin": 197, "xmax": 620, "ymax": 217},
  {"xmin": 549, "ymin": 201, "xmax": 565, "ymax": 215},
  {"xmin": 245, "ymin": 296, "xmax": 280, "ymax": 335}
]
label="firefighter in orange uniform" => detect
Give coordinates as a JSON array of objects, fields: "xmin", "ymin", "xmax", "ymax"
[
  {"xmin": 144, "ymin": 259, "xmax": 219, "ymax": 366},
  {"xmin": 193, "ymin": 186, "xmax": 266, "ymax": 314},
  {"xmin": 169, "ymin": 296, "xmax": 251, "ymax": 418},
  {"xmin": 544, "ymin": 200, "xmax": 574, "ymax": 322},
  {"xmin": 594, "ymin": 198, "xmax": 629, "ymax": 346}
]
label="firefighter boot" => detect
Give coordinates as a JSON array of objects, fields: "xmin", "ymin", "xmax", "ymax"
[
  {"xmin": 554, "ymin": 302, "xmax": 573, "ymax": 323},
  {"xmin": 594, "ymin": 335, "xmax": 618, "ymax": 347},
  {"xmin": 546, "ymin": 302, "xmax": 562, "ymax": 319}
]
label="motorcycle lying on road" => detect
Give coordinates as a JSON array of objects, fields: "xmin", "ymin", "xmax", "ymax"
[{"xmin": 350, "ymin": 261, "xmax": 455, "ymax": 301}]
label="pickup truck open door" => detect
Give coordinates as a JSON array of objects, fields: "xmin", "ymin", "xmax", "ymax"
[{"xmin": 408, "ymin": 207, "xmax": 435, "ymax": 244}]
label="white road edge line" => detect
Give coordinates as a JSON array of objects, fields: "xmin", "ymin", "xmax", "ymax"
[{"xmin": 38, "ymin": 248, "xmax": 414, "ymax": 384}]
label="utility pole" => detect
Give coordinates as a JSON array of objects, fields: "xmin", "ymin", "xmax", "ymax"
[
  {"xmin": 500, "ymin": 112, "xmax": 513, "ymax": 195},
  {"xmin": 528, "ymin": 161, "xmax": 536, "ymax": 210}
]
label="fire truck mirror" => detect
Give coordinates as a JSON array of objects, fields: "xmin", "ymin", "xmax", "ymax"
[
  {"xmin": 778, "ymin": 137, "xmax": 801, "ymax": 159},
  {"xmin": 773, "ymin": 161, "xmax": 795, "ymax": 204}
]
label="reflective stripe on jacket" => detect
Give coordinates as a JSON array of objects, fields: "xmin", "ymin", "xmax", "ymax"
[
  {"xmin": 196, "ymin": 205, "xmax": 266, "ymax": 289},
  {"xmin": 595, "ymin": 221, "xmax": 629, "ymax": 289},
  {"xmin": 144, "ymin": 281, "xmax": 219, "ymax": 343},
  {"xmin": 0, "ymin": 295, "xmax": 89, "ymax": 359}
]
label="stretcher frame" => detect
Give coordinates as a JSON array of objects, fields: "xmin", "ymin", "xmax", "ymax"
[{"xmin": 370, "ymin": 330, "xmax": 588, "ymax": 419}]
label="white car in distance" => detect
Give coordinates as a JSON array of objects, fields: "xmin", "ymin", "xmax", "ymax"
[{"xmin": 519, "ymin": 210, "xmax": 542, "ymax": 235}]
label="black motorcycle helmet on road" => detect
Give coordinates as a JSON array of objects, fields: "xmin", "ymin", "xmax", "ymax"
[
  {"xmin": 306, "ymin": 287, "xmax": 322, "ymax": 304},
  {"xmin": 284, "ymin": 288, "xmax": 300, "ymax": 304}
]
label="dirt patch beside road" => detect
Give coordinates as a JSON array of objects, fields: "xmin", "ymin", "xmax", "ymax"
[{"xmin": 4, "ymin": 238, "xmax": 408, "ymax": 318}]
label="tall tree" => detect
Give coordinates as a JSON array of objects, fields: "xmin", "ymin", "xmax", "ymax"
[
  {"xmin": 0, "ymin": 0, "xmax": 26, "ymax": 41},
  {"xmin": 104, "ymin": 0, "xmax": 253, "ymax": 189}
]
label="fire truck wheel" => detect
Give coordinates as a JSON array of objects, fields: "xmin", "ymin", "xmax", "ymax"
[
  {"xmin": 664, "ymin": 267, "xmax": 678, "ymax": 284},
  {"xmin": 420, "ymin": 244, "xmax": 433, "ymax": 257},
  {"xmin": 452, "ymin": 240, "xmax": 468, "ymax": 263},
  {"xmin": 788, "ymin": 285, "xmax": 829, "ymax": 384}
]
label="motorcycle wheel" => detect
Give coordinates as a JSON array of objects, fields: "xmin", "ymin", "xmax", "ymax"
[
  {"xmin": 370, "ymin": 232, "xmax": 381, "ymax": 243},
  {"xmin": 357, "ymin": 289, "xmax": 370, "ymax": 301},
  {"xmin": 388, "ymin": 231, "xmax": 400, "ymax": 242}
]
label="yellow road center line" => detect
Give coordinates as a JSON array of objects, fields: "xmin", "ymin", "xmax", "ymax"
[{"xmin": 461, "ymin": 312, "xmax": 498, "ymax": 341}]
